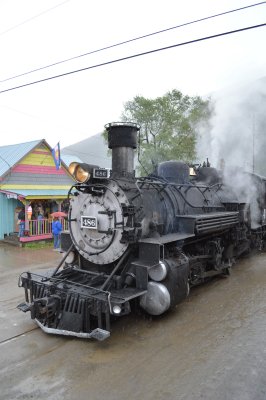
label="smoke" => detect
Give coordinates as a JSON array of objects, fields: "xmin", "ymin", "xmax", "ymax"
[
  {"xmin": 197, "ymin": 77, "xmax": 266, "ymax": 174},
  {"xmin": 223, "ymin": 167, "xmax": 261, "ymax": 228},
  {"xmin": 196, "ymin": 77, "xmax": 266, "ymax": 227}
]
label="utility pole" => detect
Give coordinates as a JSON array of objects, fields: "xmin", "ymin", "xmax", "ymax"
[{"xmin": 252, "ymin": 114, "xmax": 255, "ymax": 173}]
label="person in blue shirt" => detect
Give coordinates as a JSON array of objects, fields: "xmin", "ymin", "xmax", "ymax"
[
  {"xmin": 52, "ymin": 217, "xmax": 62, "ymax": 250},
  {"xmin": 18, "ymin": 209, "xmax": 25, "ymax": 237}
]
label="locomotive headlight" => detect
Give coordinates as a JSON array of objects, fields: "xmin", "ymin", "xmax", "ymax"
[
  {"xmin": 75, "ymin": 165, "xmax": 91, "ymax": 183},
  {"xmin": 112, "ymin": 305, "xmax": 122, "ymax": 315},
  {"xmin": 68, "ymin": 162, "xmax": 79, "ymax": 176},
  {"xmin": 69, "ymin": 162, "xmax": 99, "ymax": 183}
]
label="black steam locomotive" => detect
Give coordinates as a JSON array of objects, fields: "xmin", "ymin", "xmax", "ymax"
[{"xmin": 18, "ymin": 122, "xmax": 266, "ymax": 341}]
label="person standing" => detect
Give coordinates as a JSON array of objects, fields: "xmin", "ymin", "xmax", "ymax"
[
  {"xmin": 52, "ymin": 217, "xmax": 62, "ymax": 250},
  {"xmin": 37, "ymin": 212, "xmax": 44, "ymax": 234},
  {"xmin": 17, "ymin": 208, "xmax": 25, "ymax": 238}
]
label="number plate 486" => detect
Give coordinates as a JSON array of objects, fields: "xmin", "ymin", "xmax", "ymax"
[{"xmin": 81, "ymin": 216, "xmax": 97, "ymax": 229}]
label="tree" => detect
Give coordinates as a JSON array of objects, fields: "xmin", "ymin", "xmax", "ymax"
[{"xmin": 121, "ymin": 89, "xmax": 212, "ymax": 174}]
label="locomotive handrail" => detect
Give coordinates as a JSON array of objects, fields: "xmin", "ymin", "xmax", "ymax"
[
  {"xmin": 137, "ymin": 177, "xmax": 223, "ymax": 210},
  {"xmin": 137, "ymin": 176, "xmax": 212, "ymax": 188},
  {"xmin": 183, "ymin": 182, "xmax": 211, "ymax": 206}
]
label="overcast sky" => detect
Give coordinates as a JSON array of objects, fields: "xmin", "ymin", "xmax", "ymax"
[{"xmin": 0, "ymin": 0, "xmax": 265, "ymax": 149}]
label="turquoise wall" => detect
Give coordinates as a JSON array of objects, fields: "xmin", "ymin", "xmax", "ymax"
[{"xmin": 0, "ymin": 194, "xmax": 21, "ymax": 239}]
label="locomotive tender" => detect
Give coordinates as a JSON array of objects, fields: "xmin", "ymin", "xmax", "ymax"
[{"xmin": 18, "ymin": 122, "xmax": 266, "ymax": 341}]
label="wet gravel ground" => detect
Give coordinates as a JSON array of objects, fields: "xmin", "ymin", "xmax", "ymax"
[{"xmin": 0, "ymin": 244, "xmax": 265, "ymax": 400}]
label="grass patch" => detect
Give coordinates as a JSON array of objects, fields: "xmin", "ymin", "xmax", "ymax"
[{"xmin": 23, "ymin": 240, "xmax": 53, "ymax": 249}]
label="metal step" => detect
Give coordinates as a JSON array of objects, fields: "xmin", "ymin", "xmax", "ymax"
[{"xmin": 17, "ymin": 302, "xmax": 31, "ymax": 312}]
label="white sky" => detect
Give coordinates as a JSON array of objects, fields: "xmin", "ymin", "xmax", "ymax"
[{"xmin": 0, "ymin": 0, "xmax": 265, "ymax": 149}]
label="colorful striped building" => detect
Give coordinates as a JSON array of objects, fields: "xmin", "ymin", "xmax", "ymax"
[{"xmin": 0, "ymin": 139, "xmax": 79, "ymax": 243}]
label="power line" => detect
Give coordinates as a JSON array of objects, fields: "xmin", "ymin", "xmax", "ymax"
[
  {"xmin": 0, "ymin": 0, "xmax": 71, "ymax": 37},
  {"xmin": 0, "ymin": 1, "xmax": 265, "ymax": 83},
  {"xmin": 0, "ymin": 23, "xmax": 265, "ymax": 95}
]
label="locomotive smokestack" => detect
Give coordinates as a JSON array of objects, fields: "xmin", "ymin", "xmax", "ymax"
[{"xmin": 105, "ymin": 122, "xmax": 140, "ymax": 177}]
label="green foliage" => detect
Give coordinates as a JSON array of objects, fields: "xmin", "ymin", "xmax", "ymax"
[
  {"xmin": 23, "ymin": 240, "xmax": 53, "ymax": 249},
  {"xmin": 121, "ymin": 89, "xmax": 212, "ymax": 175}
]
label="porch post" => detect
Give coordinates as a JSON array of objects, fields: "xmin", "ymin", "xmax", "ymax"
[
  {"xmin": 25, "ymin": 200, "xmax": 30, "ymax": 232},
  {"xmin": 55, "ymin": 200, "xmax": 62, "ymax": 212}
]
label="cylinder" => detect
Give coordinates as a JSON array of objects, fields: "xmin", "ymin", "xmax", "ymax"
[{"xmin": 105, "ymin": 122, "xmax": 140, "ymax": 175}]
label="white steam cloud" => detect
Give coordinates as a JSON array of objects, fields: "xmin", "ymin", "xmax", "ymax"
[
  {"xmin": 197, "ymin": 77, "xmax": 266, "ymax": 174},
  {"xmin": 196, "ymin": 77, "xmax": 266, "ymax": 228}
]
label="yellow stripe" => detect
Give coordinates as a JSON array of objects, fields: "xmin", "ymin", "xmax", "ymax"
[
  {"xmin": 35, "ymin": 146, "xmax": 50, "ymax": 152},
  {"xmin": 0, "ymin": 184, "xmax": 71, "ymax": 189},
  {"xmin": 20, "ymin": 153, "xmax": 56, "ymax": 166}
]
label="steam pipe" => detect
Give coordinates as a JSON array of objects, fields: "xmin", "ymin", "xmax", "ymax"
[{"xmin": 105, "ymin": 122, "xmax": 140, "ymax": 175}]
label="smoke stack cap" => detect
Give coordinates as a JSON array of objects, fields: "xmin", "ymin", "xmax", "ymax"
[{"xmin": 105, "ymin": 122, "xmax": 140, "ymax": 149}]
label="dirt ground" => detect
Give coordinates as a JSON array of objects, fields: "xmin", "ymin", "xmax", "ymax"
[{"xmin": 0, "ymin": 244, "xmax": 265, "ymax": 400}]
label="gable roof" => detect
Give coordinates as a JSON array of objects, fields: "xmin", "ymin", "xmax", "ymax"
[
  {"xmin": 62, "ymin": 133, "xmax": 111, "ymax": 168},
  {"xmin": 0, "ymin": 138, "xmax": 78, "ymax": 178},
  {"xmin": 60, "ymin": 153, "xmax": 83, "ymax": 167},
  {"xmin": 0, "ymin": 139, "xmax": 41, "ymax": 177},
  {"xmin": 0, "ymin": 139, "xmax": 77, "ymax": 200}
]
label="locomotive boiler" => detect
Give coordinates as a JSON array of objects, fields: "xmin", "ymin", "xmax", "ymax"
[{"xmin": 17, "ymin": 122, "xmax": 266, "ymax": 341}]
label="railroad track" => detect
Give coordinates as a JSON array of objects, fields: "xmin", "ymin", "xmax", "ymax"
[{"xmin": 0, "ymin": 326, "xmax": 38, "ymax": 346}]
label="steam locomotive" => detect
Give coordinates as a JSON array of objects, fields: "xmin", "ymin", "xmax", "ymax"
[{"xmin": 18, "ymin": 122, "xmax": 266, "ymax": 341}]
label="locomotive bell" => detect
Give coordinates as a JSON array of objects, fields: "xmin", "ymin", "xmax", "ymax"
[{"xmin": 105, "ymin": 122, "xmax": 140, "ymax": 176}]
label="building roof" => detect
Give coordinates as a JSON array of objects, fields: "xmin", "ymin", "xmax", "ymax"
[
  {"xmin": 0, "ymin": 140, "xmax": 41, "ymax": 177},
  {"xmin": 60, "ymin": 153, "xmax": 83, "ymax": 167},
  {"xmin": 62, "ymin": 133, "xmax": 111, "ymax": 168},
  {"xmin": 0, "ymin": 139, "xmax": 75, "ymax": 200},
  {"xmin": 0, "ymin": 139, "xmax": 80, "ymax": 174},
  {"xmin": 0, "ymin": 139, "xmax": 82, "ymax": 175}
]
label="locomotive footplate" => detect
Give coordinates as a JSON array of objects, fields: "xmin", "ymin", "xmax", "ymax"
[{"xmin": 17, "ymin": 270, "xmax": 146, "ymax": 340}]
